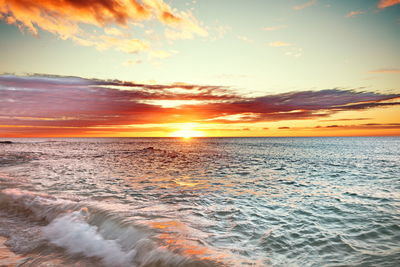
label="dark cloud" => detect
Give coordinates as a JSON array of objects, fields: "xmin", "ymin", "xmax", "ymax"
[
  {"xmin": 193, "ymin": 89, "xmax": 398, "ymax": 123},
  {"xmin": 314, "ymin": 123, "xmax": 400, "ymax": 130},
  {"xmin": 0, "ymin": 74, "xmax": 399, "ymax": 136}
]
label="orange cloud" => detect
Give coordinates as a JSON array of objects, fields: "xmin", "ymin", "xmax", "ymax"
[
  {"xmin": 377, "ymin": 0, "xmax": 400, "ymax": 8},
  {"xmin": 0, "ymin": 0, "xmax": 207, "ymax": 53}
]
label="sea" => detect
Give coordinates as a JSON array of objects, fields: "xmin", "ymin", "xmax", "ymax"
[{"xmin": 0, "ymin": 137, "xmax": 399, "ymax": 266}]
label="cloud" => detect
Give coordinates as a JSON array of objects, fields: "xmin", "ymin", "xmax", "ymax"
[
  {"xmin": 293, "ymin": 0, "xmax": 317, "ymax": 10},
  {"xmin": 285, "ymin": 47, "xmax": 303, "ymax": 58},
  {"xmin": 268, "ymin": 41, "xmax": 302, "ymax": 57},
  {"xmin": 314, "ymin": 123, "xmax": 400, "ymax": 130},
  {"xmin": 104, "ymin": 27, "xmax": 125, "ymax": 37},
  {"xmin": 0, "ymin": 0, "xmax": 207, "ymax": 54},
  {"xmin": 164, "ymin": 29, "xmax": 194, "ymax": 40},
  {"xmin": 86, "ymin": 36, "xmax": 149, "ymax": 54},
  {"xmin": 377, "ymin": 0, "xmax": 400, "ymax": 8},
  {"xmin": 269, "ymin": 41, "xmax": 292, "ymax": 47},
  {"xmin": 0, "ymin": 74, "xmax": 399, "ymax": 136},
  {"xmin": 214, "ymin": 25, "xmax": 231, "ymax": 39},
  {"xmin": 368, "ymin": 68, "xmax": 400, "ymax": 73},
  {"xmin": 194, "ymin": 89, "xmax": 399, "ymax": 123},
  {"xmin": 320, "ymin": 118, "xmax": 371, "ymax": 122},
  {"xmin": 346, "ymin": 11, "xmax": 364, "ymax": 18},
  {"xmin": 122, "ymin": 59, "xmax": 142, "ymax": 66}
]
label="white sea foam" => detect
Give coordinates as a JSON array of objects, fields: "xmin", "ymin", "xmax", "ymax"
[
  {"xmin": 43, "ymin": 209, "xmax": 136, "ymax": 267},
  {"xmin": 42, "ymin": 210, "xmax": 213, "ymax": 267}
]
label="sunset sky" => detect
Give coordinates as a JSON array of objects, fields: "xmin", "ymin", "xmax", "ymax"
[{"xmin": 0, "ymin": 0, "xmax": 399, "ymax": 137}]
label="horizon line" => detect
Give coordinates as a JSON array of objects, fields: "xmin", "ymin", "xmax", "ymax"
[{"xmin": 2, "ymin": 135, "xmax": 399, "ymax": 139}]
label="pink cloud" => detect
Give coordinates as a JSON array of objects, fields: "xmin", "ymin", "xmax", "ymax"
[{"xmin": 0, "ymin": 74, "xmax": 399, "ymax": 136}]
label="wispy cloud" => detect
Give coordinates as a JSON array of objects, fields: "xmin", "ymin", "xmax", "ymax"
[
  {"xmin": 1, "ymin": 74, "xmax": 399, "ymax": 136},
  {"xmin": 293, "ymin": 0, "xmax": 317, "ymax": 10},
  {"xmin": 285, "ymin": 47, "xmax": 303, "ymax": 58},
  {"xmin": 122, "ymin": 59, "xmax": 142, "ymax": 66},
  {"xmin": 269, "ymin": 41, "xmax": 292, "ymax": 47},
  {"xmin": 104, "ymin": 27, "xmax": 125, "ymax": 37},
  {"xmin": 269, "ymin": 41, "xmax": 302, "ymax": 57},
  {"xmin": 377, "ymin": 0, "xmax": 400, "ymax": 9},
  {"xmin": 314, "ymin": 123, "xmax": 400, "ymax": 130},
  {"xmin": 346, "ymin": 11, "xmax": 365, "ymax": 18},
  {"xmin": 214, "ymin": 25, "xmax": 231, "ymax": 39},
  {"xmin": 0, "ymin": 0, "xmax": 207, "ymax": 54},
  {"xmin": 320, "ymin": 118, "xmax": 371, "ymax": 122},
  {"xmin": 368, "ymin": 68, "xmax": 400, "ymax": 73}
]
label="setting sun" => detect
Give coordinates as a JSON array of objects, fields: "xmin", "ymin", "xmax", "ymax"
[{"xmin": 170, "ymin": 124, "xmax": 205, "ymax": 138}]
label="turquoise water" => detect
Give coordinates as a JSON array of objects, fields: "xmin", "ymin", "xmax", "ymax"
[{"xmin": 0, "ymin": 137, "xmax": 399, "ymax": 266}]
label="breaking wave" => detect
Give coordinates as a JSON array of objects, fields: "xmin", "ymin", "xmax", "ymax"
[{"xmin": 0, "ymin": 188, "xmax": 219, "ymax": 267}]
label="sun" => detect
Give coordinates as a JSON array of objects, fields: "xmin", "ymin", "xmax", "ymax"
[
  {"xmin": 169, "ymin": 123, "xmax": 205, "ymax": 139},
  {"xmin": 170, "ymin": 129, "xmax": 204, "ymax": 139}
]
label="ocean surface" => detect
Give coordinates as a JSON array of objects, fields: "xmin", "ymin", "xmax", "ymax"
[{"xmin": 0, "ymin": 137, "xmax": 399, "ymax": 266}]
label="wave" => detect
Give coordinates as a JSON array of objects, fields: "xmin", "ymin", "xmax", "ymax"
[
  {"xmin": 0, "ymin": 188, "xmax": 220, "ymax": 267},
  {"xmin": 43, "ymin": 209, "xmax": 138, "ymax": 266}
]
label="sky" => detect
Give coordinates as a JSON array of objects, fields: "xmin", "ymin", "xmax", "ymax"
[{"xmin": 0, "ymin": 0, "xmax": 399, "ymax": 137}]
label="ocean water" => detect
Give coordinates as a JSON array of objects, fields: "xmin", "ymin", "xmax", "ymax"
[{"xmin": 0, "ymin": 137, "xmax": 399, "ymax": 266}]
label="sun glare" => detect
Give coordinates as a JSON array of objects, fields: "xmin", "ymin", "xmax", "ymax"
[{"xmin": 170, "ymin": 123, "xmax": 205, "ymax": 138}]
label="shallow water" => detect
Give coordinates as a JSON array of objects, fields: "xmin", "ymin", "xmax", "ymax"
[{"xmin": 0, "ymin": 137, "xmax": 399, "ymax": 266}]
